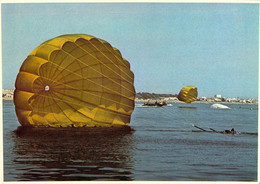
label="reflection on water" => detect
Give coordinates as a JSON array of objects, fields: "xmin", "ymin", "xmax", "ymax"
[
  {"xmin": 11, "ymin": 126, "xmax": 135, "ymax": 181},
  {"xmin": 4, "ymin": 101, "xmax": 258, "ymax": 181}
]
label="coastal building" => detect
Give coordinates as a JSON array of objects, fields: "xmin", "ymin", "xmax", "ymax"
[
  {"xmin": 4, "ymin": 93, "xmax": 13, "ymax": 98},
  {"xmin": 161, "ymin": 97, "xmax": 178, "ymax": 102},
  {"xmin": 2, "ymin": 89, "xmax": 14, "ymax": 100},
  {"xmin": 215, "ymin": 94, "xmax": 222, "ymax": 98}
]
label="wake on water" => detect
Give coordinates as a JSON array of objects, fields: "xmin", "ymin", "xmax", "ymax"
[
  {"xmin": 135, "ymin": 103, "xmax": 173, "ymax": 108},
  {"xmin": 134, "ymin": 103, "xmax": 257, "ymax": 136}
]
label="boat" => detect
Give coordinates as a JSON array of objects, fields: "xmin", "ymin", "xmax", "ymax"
[{"xmin": 142, "ymin": 100, "xmax": 167, "ymax": 107}]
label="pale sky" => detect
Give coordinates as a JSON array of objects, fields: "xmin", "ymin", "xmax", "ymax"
[{"xmin": 1, "ymin": 3, "xmax": 259, "ymax": 99}]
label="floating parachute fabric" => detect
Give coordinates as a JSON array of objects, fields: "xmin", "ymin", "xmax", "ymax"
[
  {"xmin": 177, "ymin": 86, "xmax": 198, "ymax": 104},
  {"xmin": 14, "ymin": 34, "xmax": 135, "ymax": 127}
]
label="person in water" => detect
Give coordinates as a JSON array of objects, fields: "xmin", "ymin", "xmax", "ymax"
[{"xmin": 222, "ymin": 128, "xmax": 236, "ymax": 134}]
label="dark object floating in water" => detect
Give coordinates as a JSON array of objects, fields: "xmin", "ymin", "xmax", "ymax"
[
  {"xmin": 192, "ymin": 124, "xmax": 236, "ymax": 134},
  {"xmin": 145, "ymin": 129, "xmax": 258, "ymax": 136},
  {"xmin": 178, "ymin": 106, "xmax": 197, "ymax": 109},
  {"xmin": 143, "ymin": 100, "xmax": 167, "ymax": 107},
  {"xmin": 143, "ymin": 103, "xmax": 163, "ymax": 107},
  {"xmin": 191, "ymin": 124, "xmax": 257, "ymax": 135}
]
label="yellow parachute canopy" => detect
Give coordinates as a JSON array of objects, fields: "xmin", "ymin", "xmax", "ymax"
[
  {"xmin": 177, "ymin": 86, "xmax": 198, "ymax": 104},
  {"xmin": 14, "ymin": 34, "xmax": 135, "ymax": 127}
]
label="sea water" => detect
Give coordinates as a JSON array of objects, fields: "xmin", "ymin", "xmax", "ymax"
[{"xmin": 3, "ymin": 100, "xmax": 258, "ymax": 181}]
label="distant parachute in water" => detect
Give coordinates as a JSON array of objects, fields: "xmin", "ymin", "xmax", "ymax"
[
  {"xmin": 210, "ymin": 104, "xmax": 230, "ymax": 109},
  {"xmin": 14, "ymin": 34, "xmax": 135, "ymax": 127},
  {"xmin": 177, "ymin": 86, "xmax": 198, "ymax": 103}
]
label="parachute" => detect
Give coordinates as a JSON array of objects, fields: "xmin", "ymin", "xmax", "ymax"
[
  {"xmin": 210, "ymin": 104, "xmax": 231, "ymax": 109},
  {"xmin": 177, "ymin": 86, "xmax": 198, "ymax": 103},
  {"xmin": 14, "ymin": 34, "xmax": 135, "ymax": 127}
]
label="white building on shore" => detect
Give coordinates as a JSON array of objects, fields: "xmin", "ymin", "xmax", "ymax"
[
  {"xmin": 215, "ymin": 94, "xmax": 222, "ymax": 98},
  {"xmin": 2, "ymin": 89, "xmax": 14, "ymax": 99}
]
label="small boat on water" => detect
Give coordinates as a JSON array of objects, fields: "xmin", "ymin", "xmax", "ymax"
[{"xmin": 143, "ymin": 100, "xmax": 167, "ymax": 107}]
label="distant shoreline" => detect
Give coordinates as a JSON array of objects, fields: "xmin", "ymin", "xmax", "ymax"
[
  {"xmin": 2, "ymin": 97, "xmax": 258, "ymax": 105},
  {"xmin": 3, "ymin": 97, "xmax": 13, "ymax": 101},
  {"xmin": 135, "ymin": 99, "xmax": 258, "ymax": 105}
]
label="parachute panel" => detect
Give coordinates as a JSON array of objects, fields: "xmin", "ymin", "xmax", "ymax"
[
  {"xmin": 177, "ymin": 86, "xmax": 198, "ymax": 104},
  {"xmin": 14, "ymin": 34, "xmax": 135, "ymax": 127}
]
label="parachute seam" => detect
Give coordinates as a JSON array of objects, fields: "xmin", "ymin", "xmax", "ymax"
[
  {"xmin": 77, "ymin": 38, "xmax": 132, "ymax": 80},
  {"xmin": 47, "ymin": 50, "xmax": 60, "ymax": 80},
  {"xmin": 101, "ymin": 43, "xmax": 128, "ymax": 68},
  {"xmin": 28, "ymin": 108, "xmax": 112, "ymax": 126},
  {"xmin": 44, "ymin": 92, "xmax": 61, "ymax": 126},
  {"xmin": 59, "ymin": 43, "xmax": 134, "ymax": 94},
  {"xmin": 86, "ymin": 39, "xmax": 133, "ymax": 80},
  {"xmin": 33, "ymin": 56, "xmax": 135, "ymax": 103},
  {"xmin": 59, "ymin": 48, "xmax": 134, "ymax": 95},
  {"xmin": 48, "ymin": 91, "xmax": 77, "ymax": 125},
  {"xmin": 41, "ymin": 43, "xmax": 135, "ymax": 96},
  {"xmin": 23, "ymin": 56, "xmax": 134, "ymax": 105},
  {"xmin": 16, "ymin": 87, "xmax": 132, "ymax": 117},
  {"xmin": 51, "ymin": 89, "xmax": 131, "ymax": 116},
  {"xmin": 45, "ymin": 41, "xmax": 133, "ymax": 83},
  {"xmin": 48, "ymin": 45, "xmax": 77, "ymax": 84},
  {"xmin": 47, "ymin": 91, "xmax": 115, "ymax": 125},
  {"xmin": 36, "ymin": 73, "xmax": 134, "ymax": 109},
  {"xmin": 38, "ymin": 91, "xmax": 45, "ymax": 120},
  {"xmin": 51, "ymin": 62, "xmax": 133, "ymax": 86},
  {"xmin": 54, "ymin": 77, "xmax": 133, "ymax": 91}
]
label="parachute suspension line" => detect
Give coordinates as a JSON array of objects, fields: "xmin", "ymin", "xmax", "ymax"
[
  {"xmin": 46, "ymin": 45, "xmax": 79, "ymax": 82},
  {"xmin": 73, "ymin": 43, "xmax": 134, "ymax": 89},
  {"xmin": 34, "ymin": 50, "xmax": 132, "ymax": 100},
  {"xmin": 45, "ymin": 91, "xmax": 62, "ymax": 125},
  {"xmin": 179, "ymin": 107, "xmax": 200, "ymax": 129},
  {"xmin": 35, "ymin": 88, "xmax": 45, "ymax": 118},
  {"xmin": 35, "ymin": 44, "xmax": 125, "ymax": 97},
  {"xmin": 30, "ymin": 91, "xmax": 127, "ymax": 124},
  {"xmin": 43, "ymin": 41, "xmax": 133, "ymax": 92},
  {"xmin": 50, "ymin": 91, "xmax": 112, "ymax": 125},
  {"xmin": 15, "ymin": 35, "xmax": 136, "ymax": 127},
  {"xmin": 191, "ymin": 123, "xmax": 207, "ymax": 131},
  {"xmin": 158, "ymin": 103, "xmax": 196, "ymax": 128},
  {"xmin": 137, "ymin": 94, "xmax": 175, "ymax": 124},
  {"xmin": 50, "ymin": 89, "xmax": 131, "ymax": 116},
  {"xmin": 34, "ymin": 59, "xmax": 134, "ymax": 104},
  {"xmin": 138, "ymin": 98, "xmax": 196, "ymax": 131},
  {"xmin": 46, "ymin": 91, "xmax": 82, "ymax": 125},
  {"xmin": 46, "ymin": 47, "xmax": 134, "ymax": 96},
  {"xmin": 177, "ymin": 112, "xmax": 194, "ymax": 128},
  {"xmin": 32, "ymin": 76, "xmax": 134, "ymax": 111},
  {"xmin": 101, "ymin": 42, "xmax": 129, "ymax": 68},
  {"xmin": 137, "ymin": 103, "xmax": 193, "ymax": 129},
  {"xmin": 84, "ymin": 39, "xmax": 133, "ymax": 80},
  {"xmin": 30, "ymin": 91, "xmax": 131, "ymax": 117}
]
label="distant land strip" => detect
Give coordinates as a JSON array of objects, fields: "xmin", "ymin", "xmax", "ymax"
[{"xmin": 2, "ymin": 90, "xmax": 258, "ymax": 104}]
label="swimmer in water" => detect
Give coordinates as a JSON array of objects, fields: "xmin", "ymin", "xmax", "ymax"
[
  {"xmin": 192, "ymin": 124, "xmax": 237, "ymax": 135},
  {"xmin": 222, "ymin": 128, "xmax": 236, "ymax": 134}
]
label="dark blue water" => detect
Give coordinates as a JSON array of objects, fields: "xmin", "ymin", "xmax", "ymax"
[{"xmin": 3, "ymin": 100, "xmax": 258, "ymax": 181}]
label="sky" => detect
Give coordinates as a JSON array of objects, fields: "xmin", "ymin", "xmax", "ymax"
[{"xmin": 1, "ymin": 3, "xmax": 259, "ymax": 99}]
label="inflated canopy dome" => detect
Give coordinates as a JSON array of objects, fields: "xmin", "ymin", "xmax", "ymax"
[
  {"xmin": 14, "ymin": 34, "xmax": 135, "ymax": 127},
  {"xmin": 177, "ymin": 86, "xmax": 198, "ymax": 104}
]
